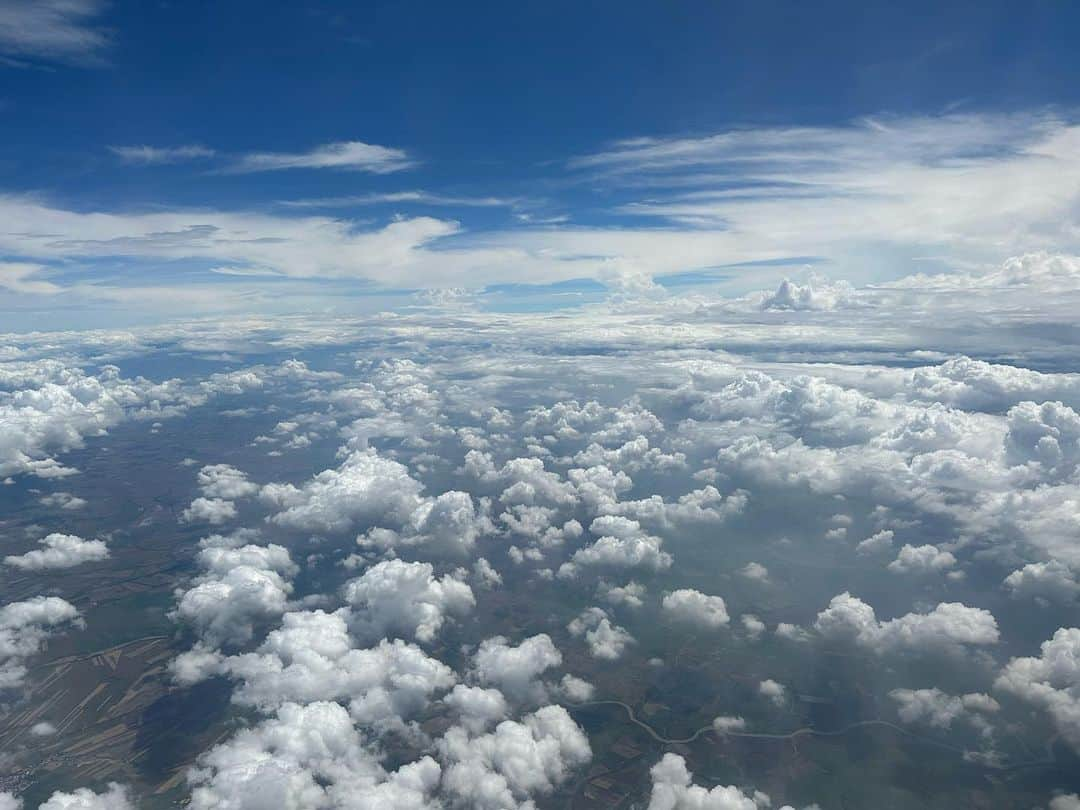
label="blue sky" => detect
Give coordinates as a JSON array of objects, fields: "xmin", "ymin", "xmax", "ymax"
[{"xmin": 2, "ymin": 0, "xmax": 1080, "ymax": 326}]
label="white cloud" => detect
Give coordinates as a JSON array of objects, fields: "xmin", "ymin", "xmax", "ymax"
[
  {"xmin": 661, "ymin": 589, "xmax": 730, "ymax": 629},
  {"xmin": 741, "ymin": 615, "xmax": 765, "ymax": 640},
  {"xmin": 38, "ymin": 783, "xmax": 135, "ymax": 810},
  {"xmin": 758, "ymin": 679, "xmax": 786, "ymax": 707},
  {"xmin": 230, "ymin": 141, "xmax": 414, "ymax": 174},
  {"xmin": 4, "ymin": 532, "xmax": 108, "ymax": 570},
  {"xmin": 567, "ymin": 607, "xmax": 635, "ymax": 660},
  {"xmin": 472, "ymin": 557, "xmax": 503, "ymax": 589},
  {"xmin": 814, "ymin": 592, "xmax": 999, "ymax": 656},
  {"xmin": 171, "ymin": 541, "xmax": 297, "ymax": 647},
  {"xmin": 470, "ymin": 634, "xmax": 562, "ymax": 705},
  {"xmin": 558, "ymin": 674, "xmax": 595, "ymax": 703},
  {"xmin": 1004, "ymin": 560, "xmax": 1080, "ymax": 603},
  {"xmin": 559, "ymin": 515, "xmax": 672, "ymax": 578},
  {"xmin": 0, "ymin": 0, "xmax": 109, "ymax": 66},
  {"xmin": 443, "ymin": 684, "xmax": 509, "ymax": 733},
  {"xmin": 188, "ymin": 609, "xmax": 456, "ymax": 733},
  {"xmin": 597, "ymin": 580, "xmax": 646, "ymax": 609},
  {"xmin": 264, "ymin": 448, "xmax": 425, "ymax": 533},
  {"xmin": 889, "ymin": 688, "xmax": 998, "ymax": 729},
  {"xmin": 344, "ymin": 559, "xmax": 474, "ymax": 644},
  {"xmin": 996, "ymin": 627, "xmax": 1080, "ymax": 750},
  {"xmin": 187, "ymin": 701, "xmax": 442, "ymax": 810},
  {"xmin": 196, "ymin": 463, "xmax": 259, "ymax": 499},
  {"xmin": 0, "ymin": 595, "xmax": 81, "ymax": 689},
  {"xmin": 739, "ymin": 562, "xmax": 769, "ymax": 582},
  {"xmin": 647, "ymin": 753, "xmax": 770, "ymax": 810},
  {"xmin": 0, "ymin": 262, "xmax": 62, "ymax": 295},
  {"xmin": 887, "ymin": 543, "xmax": 957, "ymax": 575},
  {"xmin": 712, "ymin": 715, "xmax": 747, "ymax": 733},
  {"xmin": 108, "ymin": 145, "xmax": 215, "ymax": 164},
  {"xmin": 438, "ymin": 705, "xmax": 591, "ymax": 810},
  {"xmin": 181, "ymin": 496, "xmax": 238, "ymax": 525},
  {"xmin": 38, "ymin": 491, "xmax": 86, "ymax": 510}
]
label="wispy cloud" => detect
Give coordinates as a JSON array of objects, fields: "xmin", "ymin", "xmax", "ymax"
[
  {"xmin": 3, "ymin": 112, "xmax": 1080, "ymax": 302},
  {"xmin": 0, "ymin": 262, "xmax": 61, "ymax": 294},
  {"xmin": 109, "ymin": 144, "xmax": 216, "ymax": 165},
  {"xmin": 228, "ymin": 140, "xmax": 415, "ymax": 174},
  {"xmin": 0, "ymin": 0, "xmax": 110, "ymax": 67},
  {"xmin": 278, "ymin": 190, "xmax": 513, "ymax": 208}
]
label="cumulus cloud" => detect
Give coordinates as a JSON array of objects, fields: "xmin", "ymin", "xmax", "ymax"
[
  {"xmin": 4, "ymin": 532, "xmax": 108, "ymax": 570},
  {"xmin": 597, "ymin": 580, "xmax": 647, "ymax": 608},
  {"xmin": 0, "ymin": 360, "xmax": 210, "ymax": 480},
  {"xmin": 995, "ymin": 627, "xmax": 1080, "ymax": 750},
  {"xmin": 758, "ymin": 679, "xmax": 786, "ymax": 707},
  {"xmin": 887, "ymin": 543, "xmax": 957, "ymax": 575},
  {"xmin": 443, "ymin": 684, "xmax": 509, "ymax": 733},
  {"xmin": 647, "ymin": 753, "xmax": 771, "ymax": 810},
  {"xmin": 559, "ymin": 515, "xmax": 672, "ymax": 578},
  {"xmin": 264, "ymin": 449, "xmax": 425, "ymax": 533},
  {"xmin": 38, "ymin": 783, "xmax": 135, "ymax": 810},
  {"xmin": 196, "ymin": 463, "xmax": 259, "ymax": 499},
  {"xmin": 171, "ymin": 540, "xmax": 297, "ymax": 647},
  {"xmin": 567, "ymin": 607, "xmax": 635, "ymax": 660},
  {"xmin": 713, "ymin": 715, "xmax": 747, "ymax": 733},
  {"xmin": 1004, "ymin": 560, "xmax": 1080, "ymax": 603},
  {"xmin": 438, "ymin": 705, "xmax": 591, "ymax": 810},
  {"xmin": 470, "ymin": 634, "xmax": 562, "ymax": 705},
  {"xmin": 187, "ymin": 701, "xmax": 442, "ymax": 810},
  {"xmin": 344, "ymin": 559, "xmax": 475, "ymax": 644},
  {"xmin": 661, "ymin": 589, "xmax": 730, "ymax": 629},
  {"xmin": 740, "ymin": 562, "xmax": 769, "ymax": 582},
  {"xmin": 182, "ymin": 608, "xmax": 456, "ymax": 734},
  {"xmin": 181, "ymin": 496, "xmax": 238, "ymax": 525},
  {"xmin": 814, "ymin": 592, "xmax": 999, "ymax": 656},
  {"xmin": 38, "ymin": 491, "xmax": 86, "ymax": 510},
  {"xmin": 889, "ymin": 687, "xmax": 999, "ymax": 729},
  {"xmin": 0, "ymin": 596, "xmax": 81, "ymax": 689}
]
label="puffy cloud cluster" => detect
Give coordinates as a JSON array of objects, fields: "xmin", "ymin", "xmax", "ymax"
[
  {"xmin": 470, "ymin": 634, "xmax": 563, "ymax": 705},
  {"xmin": 995, "ymin": 627, "xmax": 1080, "ymax": 750},
  {"xmin": 0, "ymin": 358, "xmax": 267, "ymax": 480},
  {"xmin": 171, "ymin": 534, "xmax": 298, "ymax": 647},
  {"xmin": 188, "ymin": 701, "xmax": 443, "ymax": 810},
  {"xmin": 647, "ymin": 753, "xmax": 772, "ymax": 810},
  {"xmin": 567, "ymin": 607, "xmax": 635, "ymax": 660},
  {"xmin": 888, "ymin": 687, "xmax": 998, "ymax": 729},
  {"xmin": 267, "ymin": 449, "xmax": 489, "ymax": 555},
  {"xmin": 0, "ymin": 596, "xmax": 81, "ymax": 689},
  {"xmin": 181, "ymin": 496, "xmax": 238, "ymax": 525},
  {"xmin": 36, "ymin": 783, "xmax": 136, "ymax": 810},
  {"xmin": 197, "ymin": 463, "xmax": 260, "ymax": 499},
  {"xmin": 1003, "ymin": 561, "xmax": 1080, "ymax": 603},
  {"xmin": 438, "ymin": 705, "xmax": 592, "ymax": 810},
  {"xmin": 3, "ymin": 533, "xmax": 109, "ymax": 570},
  {"xmin": 176, "ymin": 608, "xmax": 456, "ymax": 734},
  {"xmin": 661, "ymin": 589, "xmax": 730, "ymax": 629},
  {"xmin": 559, "ymin": 515, "xmax": 672, "ymax": 578},
  {"xmin": 814, "ymin": 593, "xmax": 999, "ymax": 656},
  {"xmin": 264, "ymin": 449, "xmax": 426, "ymax": 533},
  {"xmin": 343, "ymin": 560, "xmax": 475, "ymax": 644},
  {"xmin": 887, "ymin": 544, "xmax": 957, "ymax": 576}
]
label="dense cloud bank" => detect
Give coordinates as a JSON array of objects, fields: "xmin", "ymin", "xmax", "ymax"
[{"xmin": 4, "ymin": 255, "xmax": 1080, "ymax": 807}]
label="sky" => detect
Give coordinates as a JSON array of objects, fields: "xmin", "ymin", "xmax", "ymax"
[
  {"xmin": 6, "ymin": 5, "xmax": 1080, "ymax": 809},
  {"xmin": 1, "ymin": 0, "xmax": 1080, "ymax": 327}
]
